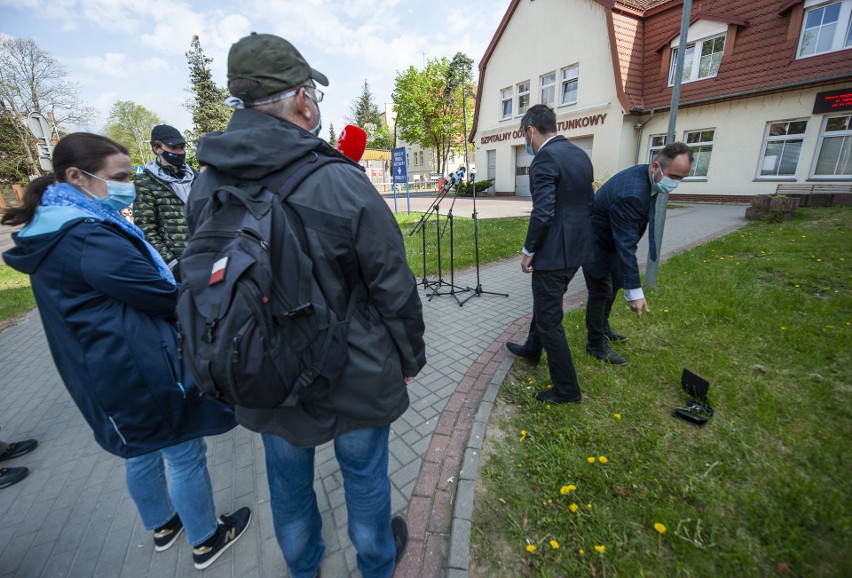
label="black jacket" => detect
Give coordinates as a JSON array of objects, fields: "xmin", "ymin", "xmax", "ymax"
[
  {"xmin": 523, "ymin": 136, "xmax": 595, "ymax": 270},
  {"xmin": 189, "ymin": 108, "xmax": 427, "ymax": 448}
]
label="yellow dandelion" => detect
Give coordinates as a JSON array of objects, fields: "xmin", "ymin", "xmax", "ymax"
[
  {"xmin": 569, "ymin": 503, "xmax": 579, "ymax": 513},
  {"xmin": 567, "ymin": 484, "xmax": 576, "ymax": 491},
  {"xmin": 663, "ymin": 309, "xmax": 669, "ymax": 313},
  {"xmin": 587, "ymin": 457, "xmax": 596, "ymax": 463},
  {"xmin": 599, "ymin": 456, "xmax": 608, "ymax": 463},
  {"xmin": 654, "ymin": 523, "xmax": 667, "ymax": 534},
  {"xmin": 826, "ymin": 325, "xmax": 835, "ymax": 329},
  {"xmin": 560, "ymin": 485, "xmax": 570, "ymax": 495},
  {"xmin": 817, "ymin": 258, "xmax": 822, "ymax": 262},
  {"xmin": 550, "ymin": 540, "xmax": 560, "ymax": 549},
  {"xmin": 579, "ymin": 549, "xmax": 585, "ymax": 555},
  {"xmin": 780, "ymin": 326, "xmax": 787, "ymax": 330},
  {"xmin": 547, "ymin": 498, "xmax": 552, "ymax": 504},
  {"xmin": 519, "ymin": 430, "xmax": 527, "ymax": 443},
  {"xmin": 613, "ymin": 413, "xmax": 621, "ymax": 420},
  {"xmin": 595, "ymin": 545, "xmax": 606, "ymax": 554},
  {"xmin": 794, "ymin": 284, "xmax": 800, "ymax": 288},
  {"xmin": 526, "ymin": 544, "xmax": 536, "ymax": 553},
  {"xmin": 587, "ymin": 503, "xmax": 593, "ymax": 509}
]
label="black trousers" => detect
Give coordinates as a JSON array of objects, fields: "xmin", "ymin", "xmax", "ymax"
[
  {"xmin": 521, "ymin": 268, "xmax": 582, "ymax": 399},
  {"xmin": 583, "ymin": 257, "xmax": 623, "ymax": 348}
]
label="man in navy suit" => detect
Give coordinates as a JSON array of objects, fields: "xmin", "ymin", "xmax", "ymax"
[
  {"xmin": 583, "ymin": 142, "xmax": 693, "ymax": 365},
  {"xmin": 506, "ymin": 105, "xmax": 595, "ymax": 404}
]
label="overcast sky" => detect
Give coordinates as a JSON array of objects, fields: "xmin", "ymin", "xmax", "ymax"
[{"xmin": 0, "ymin": 0, "xmax": 512, "ymax": 141}]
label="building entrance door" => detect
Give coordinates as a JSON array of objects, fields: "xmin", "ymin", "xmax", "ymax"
[{"xmin": 515, "ymin": 145, "xmax": 533, "ymax": 197}]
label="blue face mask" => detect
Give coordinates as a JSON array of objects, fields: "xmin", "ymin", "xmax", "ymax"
[
  {"xmin": 653, "ymin": 168, "xmax": 679, "ymax": 195},
  {"xmin": 81, "ymin": 171, "xmax": 137, "ymax": 211}
]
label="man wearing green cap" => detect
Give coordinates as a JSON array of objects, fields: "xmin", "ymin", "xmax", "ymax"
[{"xmin": 187, "ymin": 33, "xmax": 425, "ymax": 578}]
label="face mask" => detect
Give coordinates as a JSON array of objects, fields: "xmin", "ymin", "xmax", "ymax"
[
  {"xmin": 524, "ymin": 130, "xmax": 534, "ymax": 156},
  {"xmin": 306, "ymin": 92, "xmax": 322, "ymax": 137},
  {"xmin": 81, "ymin": 171, "xmax": 137, "ymax": 210},
  {"xmin": 161, "ymin": 150, "xmax": 186, "ymax": 170},
  {"xmin": 653, "ymin": 167, "xmax": 679, "ymax": 195}
]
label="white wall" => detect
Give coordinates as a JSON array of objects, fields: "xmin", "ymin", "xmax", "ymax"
[{"xmin": 474, "ymin": 0, "xmax": 624, "ymax": 193}]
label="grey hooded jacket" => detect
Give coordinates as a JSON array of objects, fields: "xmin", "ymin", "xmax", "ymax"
[{"xmin": 188, "ymin": 108, "xmax": 427, "ymax": 448}]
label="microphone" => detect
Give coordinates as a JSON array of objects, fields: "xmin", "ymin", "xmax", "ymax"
[{"xmin": 337, "ymin": 124, "xmax": 367, "ymax": 162}]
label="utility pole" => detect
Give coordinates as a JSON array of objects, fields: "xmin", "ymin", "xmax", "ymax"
[{"xmin": 645, "ymin": 0, "xmax": 692, "ymax": 288}]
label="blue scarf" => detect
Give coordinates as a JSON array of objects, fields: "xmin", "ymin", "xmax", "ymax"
[{"xmin": 41, "ymin": 182, "xmax": 176, "ymax": 286}]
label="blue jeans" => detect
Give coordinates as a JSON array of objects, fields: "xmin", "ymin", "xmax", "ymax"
[
  {"xmin": 125, "ymin": 438, "xmax": 218, "ymax": 546},
  {"xmin": 262, "ymin": 426, "xmax": 396, "ymax": 578}
]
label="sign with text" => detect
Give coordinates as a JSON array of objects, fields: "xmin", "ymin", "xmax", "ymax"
[
  {"xmin": 813, "ymin": 88, "xmax": 852, "ymax": 114},
  {"xmin": 391, "ymin": 147, "xmax": 408, "ymax": 184}
]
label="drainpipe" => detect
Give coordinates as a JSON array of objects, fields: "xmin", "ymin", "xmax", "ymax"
[{"xmin": 633, "ymin": 109, "xmax": 656, "ymax": 165}]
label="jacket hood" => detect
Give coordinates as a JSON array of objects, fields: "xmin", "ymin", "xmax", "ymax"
[
  {"xmin": 196, "ymin": 108, "xmax": 340, "ymax": 180},
  {"xmin": 4, "ymin": 217, "xmax": 88, "ymax": 276},
  {"xmin": 144, "ymin": 160, "xmax": 195, "ymax": 185}
]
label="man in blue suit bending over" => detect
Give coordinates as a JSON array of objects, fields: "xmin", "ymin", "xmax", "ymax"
[
  {"xmin": 506, "ymin": 105, "xmax": 595, "ymax": 404},
  {"xmin": 583, "ymin": 142, "xmax": 693, "ymax": 365}
]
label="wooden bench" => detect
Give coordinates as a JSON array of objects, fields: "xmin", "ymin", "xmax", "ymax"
[{"xmin": 775, "ymin": 183, "xmax": 852, "ymax": 207}]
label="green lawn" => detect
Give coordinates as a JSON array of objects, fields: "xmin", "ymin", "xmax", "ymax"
[
  {"xmin": 471, "ymin": 208, "xmax": 851, "ymax": 578},
  {"xmin": 0, "ymin": 264, "xmax": 35, "ymax": 325}
]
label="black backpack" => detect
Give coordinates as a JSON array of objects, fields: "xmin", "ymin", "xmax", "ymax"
[{"xmin": 176, "ymin": 154, "xmax": 353, "ymax": 409}]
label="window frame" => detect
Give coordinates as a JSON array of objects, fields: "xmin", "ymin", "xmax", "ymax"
[
  {"xmin": 648, "ymin": 134, "xmax": 667, "ymax": 164},
  {"xmin": 500, "ymin": 87, "xmax": 513, "ymax": 120},
  {"xmin": 540, "ymin": 72, "xmax": 556, "ymax": 108},
  {"xmin": 668, "ymin": 34, "xmax": 726, "ymax": 86},
  {"xmin": 797, "ymin": 0, "xmax": 852, "ymax": 59},
  {"xmin": 517, "ymin": 80, "xmax": 530, "ymax": 117},
  {"xmin": 560, "ymin": 64, "xmax": 580, "ymax": 106},
  {"xmin": 683, "ymin": 129, "xmax": 716, "ymax": 179},
  {"xmin": 810, "ymin": 113, "xmax": 852, "ymax": 178},
  {"xmin": 756, "ymin": 119, "xmax": 809, "ymax": 180}
]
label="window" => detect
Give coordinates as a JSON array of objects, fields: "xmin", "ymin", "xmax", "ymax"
[
  {"xmin": 560, "ymin": 64, "xmax": 579, "ymax": 105},
  {"xmin": 648, "ymin": 135, "xmax": 666, "ymax": 163},
  {"xmin": 669, "ymin": 35, "xmax": 725, "ymax": 85},
  {"xmin": 540, "ymin": 72, "xmax": 556, "ymax": 107},
  {"xmin": 501, "ymin": 87, "xmax": 512, "ymax": 120},
  {"xmin": 798, "ymin": 0, "xmax": 852, "ymax": 58},
  {"xmin": 758, "ymin": 120, "xmax": 808, "ymax": 178},
  {"xmin": 813, "ymin": 114, "xmax": 852, "ymax": 177},
  {"xmin": 684, "ymin": 129, "xmax": 715, "ymax": 177},
  {"xmin": 517, "ymin": 81, "xmax": 530, "ymax": 116}
]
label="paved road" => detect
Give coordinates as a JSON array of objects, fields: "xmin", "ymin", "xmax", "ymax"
[{"xmin": 0, "ymin": 201, "xmax": 747, "ymax": 577}]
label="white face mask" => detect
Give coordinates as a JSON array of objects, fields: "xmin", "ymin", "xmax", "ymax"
[{"xmin": 306, "ymin": 91, "xmax": 322, "ymax": 136}]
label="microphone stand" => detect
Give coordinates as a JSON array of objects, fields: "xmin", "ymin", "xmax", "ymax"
[
  {"xmin": 460, "ymin": 174, "xmax": 509, "ymax": 306},
  {"xmin": 408, "ymin": 187, "xmax": 445, "ymax": 290},
  {"xmin": 429, "ymin": 182, "xmax": 469, "ymax": 304}
]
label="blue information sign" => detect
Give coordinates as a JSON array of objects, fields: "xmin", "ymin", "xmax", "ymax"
[
  {"xmin": 133, "ymin": 165, "xmax": 145, "ymax": 175},
  {"xmin": 391, "ymin": 147, "xmax": 408, "ymax": 184}
]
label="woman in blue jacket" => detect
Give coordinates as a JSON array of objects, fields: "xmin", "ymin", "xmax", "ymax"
[{"xmin": 2, "ymin": 133, "xmax": 250, "ymax": 570}]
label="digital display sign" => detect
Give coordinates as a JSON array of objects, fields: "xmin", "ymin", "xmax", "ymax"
[{"xmin": 813, "ymin": 88, "xmax": 852, "ymax": 114}]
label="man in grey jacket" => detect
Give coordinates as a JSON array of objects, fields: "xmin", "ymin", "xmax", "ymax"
[{"xmin": 187, "ymin": 33, "xmax": 426, "ymax": 578}]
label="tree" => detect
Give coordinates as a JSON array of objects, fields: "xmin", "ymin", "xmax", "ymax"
[
  {"xmin": 327, "ymin": 122, "xmax": 338, "ymax": 147},
  {"xmin": 185, "ymin": 35, "xmax": 231, "ymax": 146},
  {"xmin": 103, "ymin": 100, "xmax": 163, "ymax": 167},
  {"xmin": 346, "ymin": 80, "xmax": 382, "ymax": 129},
  {"xmin": 368, "ymin": 124, "xmax": 394, "ymax": 150},
  {"xmin": 0, "ymin": 37, "xmax": 94, "ymax": 180},
  {"xmin": 0, "ymin": 114, "xmax": 29, "ymax": 185},
  {"xmin": 391, "ymin": 55, "xmax": 475, "ymax": 174}
]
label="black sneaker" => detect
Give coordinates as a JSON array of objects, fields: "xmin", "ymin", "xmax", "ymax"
[
  {"xmin": 154, "ymin": 513, "xmax": 184, "ymax": 552},
  {"xmin": 0, "ymin": 467, "xmax": 28, "ymax": 489},
  {"xmin": 193, "ymin": 507, "xmax": 252, "ymax": 570},
  {"xmin": 392, "ymin": 515, "xmax": 408, "ymax": 564}
]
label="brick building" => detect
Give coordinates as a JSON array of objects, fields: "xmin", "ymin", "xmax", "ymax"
[{"xmin": 470, "ymin": 0, "xmax": 852, "ymax": 200}]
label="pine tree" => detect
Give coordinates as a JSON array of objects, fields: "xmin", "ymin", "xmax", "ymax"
[
  {"xmin": 328, "ymin": 122, "xmax": 338, "ymax": 147},
  {"xmin": 185, "ymin": 35, "xmax": 232, "ymax": 146},
  {"xmin": 346, "ymin": 80, "xmax": 382, "ymax": 129}
]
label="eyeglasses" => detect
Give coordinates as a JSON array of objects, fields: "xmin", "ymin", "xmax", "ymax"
[{"xmin": 304, "ymin": 84, "xmax": 324, "ymax": 103}]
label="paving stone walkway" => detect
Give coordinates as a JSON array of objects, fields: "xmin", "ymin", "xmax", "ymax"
[{"xmin": 0, "ymin": 201, "xmax": 746, "ymax": 577}]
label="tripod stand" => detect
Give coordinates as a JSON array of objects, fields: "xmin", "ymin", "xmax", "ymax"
[
  {"xmin": 459, "ymin": 174, "xmax": 509, "ymax": 306},
  {"xmin": 408, "ymin": 188, "xmax": 443, "ymax": 291},
  {"xmin": 428, "ymin": 182, "xmax": 469, "ymax": 304}
]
